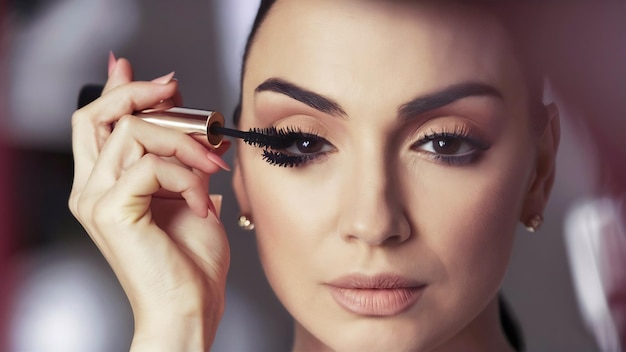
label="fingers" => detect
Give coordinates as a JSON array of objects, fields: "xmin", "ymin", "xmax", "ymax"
[
  {"xmin": 103, "ymin": 54, "xmax": 134, "ymax": 94},
  {"xmin": 69, "ymin": 56, "xmax": 232, "ymax": 343},
  {"xmin": 74, "ymin": 79, "xmax": 178, "ymax": 144},
  {"xmin": 70, "ymin": 55, "xmax": 231, "ymax": 223},
  {"xmin": 71, "ymin": 75, "xmax": 179, "ymax": 197},
  {"xmin": 108, "ymin": 153, "xmax": 212, "ymax": 220},
  {"xmin": 84, "ymin": 115, "xmax": 228, "ymax": 196}
]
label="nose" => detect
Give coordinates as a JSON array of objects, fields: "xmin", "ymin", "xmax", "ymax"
[{"xmin": 338, "ymin": 152, "xmax": 411, "ymax": 246}]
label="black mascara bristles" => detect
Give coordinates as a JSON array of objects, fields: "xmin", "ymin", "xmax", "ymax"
[
  {"xmin": 262, "ymin": 150, "xmax": 314, "ymax": 168},
  {"xmin": 209, "ymin": 125, "xmax": 291, "ymax": 149}
]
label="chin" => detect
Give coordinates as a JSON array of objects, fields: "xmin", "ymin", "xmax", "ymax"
[{"xmin": 310, "ymin": 318, "xmax": 437, "ymax": 352}]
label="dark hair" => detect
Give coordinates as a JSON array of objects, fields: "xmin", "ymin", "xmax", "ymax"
[{"xmin": 232, "ymin": 3, "xmax": 535, "ymax": 349}]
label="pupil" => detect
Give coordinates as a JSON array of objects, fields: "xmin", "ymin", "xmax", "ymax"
[
  {"xmin": 297, "ymin": 138, "xmax": 322, "ymax": 153},
  {"xmin": 434, "ymin": 137, "xmax": 461, "ymax": 154}
]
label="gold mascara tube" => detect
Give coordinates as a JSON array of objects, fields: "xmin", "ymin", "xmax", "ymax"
[{"xmin": 137, "ymin": 107, "xmax": 226, "ymax": 149}]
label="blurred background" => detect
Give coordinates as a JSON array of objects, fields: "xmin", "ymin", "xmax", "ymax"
[{"xmin": 1, "ymin": 1, "xmax": 624, "ymax": 351}]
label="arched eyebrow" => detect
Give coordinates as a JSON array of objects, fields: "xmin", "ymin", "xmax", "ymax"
[
  {"xmin": 255, "ymin": 78, "xmax": 502, "ymax": 120},
  {"xmin": 398, "ymin": 82, "xmax": 503, "ymax": 120},
  {"xmin": 255, "ymin": 78, "xmax": 348, "ymax": 118}
]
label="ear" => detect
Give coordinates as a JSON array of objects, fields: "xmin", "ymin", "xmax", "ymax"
[
  {"xmin": 232, "ymin": 156, "xmax": 252, "ymax": 218},
  {"xmin": 520, "ymin": 103, "xmax": 560, "ymax": 227}
]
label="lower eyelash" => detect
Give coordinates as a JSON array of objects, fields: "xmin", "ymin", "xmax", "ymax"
[
  {"xmin": 262, "ymin": 150, "xmax": 316, "ymax": 168},
  {"xmin": 259, "ymin": 125, "xmax": 333, "ymax": 167},
  {"xmin": 428, "ymin": 152, "xmax": 482, "ymax": 166}
]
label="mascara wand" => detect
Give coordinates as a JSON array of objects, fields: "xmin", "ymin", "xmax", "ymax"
[{"xmin": 78, "ymin": 84, "xmax": 287, "ymax": 150}]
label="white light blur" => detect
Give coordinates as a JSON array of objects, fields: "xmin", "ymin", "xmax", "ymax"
[
  {"xmin": 10, "ymin": 247, "xmax": 131, "ymax": 352},
  {"xmin": 565, "ymin": 197, "xmax": 625, "ymax": 352},
  {"xmin": 212, "ymin": 0, "xmax": 260, "ymax": 115}
]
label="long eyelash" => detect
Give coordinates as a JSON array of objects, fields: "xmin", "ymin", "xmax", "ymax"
[
  {"xmin": 244, "ymin": 126, "xmax": 290, "ymax": 149},
  {"xmin": 262, "ymin": 150, "xmax": 316, "ymax": 167},
  {"xmin": 420, "ymin": 124, "xmax": 490, "ymax": 151},
  {"xmin": 414, "ymin": 124, "xmax": 490, "ymax": 166},
  {"xmin": 256, "ymin": 126, "xmax": 329, "ymax": 168},
  {"xmin": 245, "ymin": 126, "xmax": 322, "ymax": 150}
]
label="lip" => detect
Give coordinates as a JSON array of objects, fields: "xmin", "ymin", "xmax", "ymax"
[{"xmin": 326, "ymin": 274, "xmax": 426, "ymax": 316}]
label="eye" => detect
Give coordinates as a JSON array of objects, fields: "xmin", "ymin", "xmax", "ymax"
[
  {"xmin": 261, "ymin": 129, "xmax": 336, "ymax": 168},
  {"xmin": 417, "ymin": 135, "xmax": 474, "ymax": 155},
  {"xmin": 282, "ymin": 134, "xmax": 334, "ymax": 155},
  {"xmin": 412, "ymin": 132, "xmax": 490, "ymax": 165}
]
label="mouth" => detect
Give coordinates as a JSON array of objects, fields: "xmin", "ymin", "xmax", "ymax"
[{"xmin": 326, "ymin": 273, "xmax": 426, "ymax": 317}]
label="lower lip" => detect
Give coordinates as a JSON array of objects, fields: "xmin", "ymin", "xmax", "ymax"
[{"xmin": 328, "ymin": 286, "xmax": 425, "ymax": 316}]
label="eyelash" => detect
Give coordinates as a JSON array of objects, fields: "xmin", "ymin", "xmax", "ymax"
[
  {"xmin": 257, "ymin": 125, "xmax": 490, "ymax": 168},
  {"xmin": 412, "ymin": 125, "xmax": 490, "ymax": 165},
  {"xmin": 259, "ymin": 126, "xmax": 334, "ymax": 168}
]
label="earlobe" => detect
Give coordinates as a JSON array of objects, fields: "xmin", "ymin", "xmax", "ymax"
[{"xmin": 521, "ymin": 103, "xmax": 561, "ymax": 231}]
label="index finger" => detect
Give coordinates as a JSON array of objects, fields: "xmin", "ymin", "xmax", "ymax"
[{"xmin": 71, "ymin": 79, "xmax": 179, "ymax": 199}]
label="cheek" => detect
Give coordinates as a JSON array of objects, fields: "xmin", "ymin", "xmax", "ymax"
[
  {"xmin": 240, "ymin": 153, "xmax": 339, "ymax": 303},
  {"xmin": 404, "ymin": 145, "xmax": 533, "ymax": 298}
]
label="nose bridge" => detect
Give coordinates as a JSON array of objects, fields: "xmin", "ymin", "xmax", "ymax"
[{"xmin": 339, "ymin": 145, "xmax": 409, "ymax": 246}]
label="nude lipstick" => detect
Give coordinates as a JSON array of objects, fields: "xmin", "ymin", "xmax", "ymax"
[{"xmin": 327, "ymin": 274, "xmax": 426, "ymax": 316}]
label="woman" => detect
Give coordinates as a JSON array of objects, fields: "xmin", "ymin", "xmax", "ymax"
[{"xmin": 69, "ymin": 0, "xmax": 560, "ymax": 350}]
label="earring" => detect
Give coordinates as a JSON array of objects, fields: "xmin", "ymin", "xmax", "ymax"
[
  {"xmin": 238, "ymin": 215, "xmax": 255, "ymax": 231},
  {"xmin": 525, "ymin": 214, "xmax": 544, "ymax": 233}
]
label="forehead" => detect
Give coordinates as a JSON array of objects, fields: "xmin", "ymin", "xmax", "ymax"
[{"xmin": 245, "ymin": 0, "xmax": 524, "ymax": 111}]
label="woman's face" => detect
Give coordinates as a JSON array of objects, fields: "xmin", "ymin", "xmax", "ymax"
[{"xmin": 235, "ymin": 1, "xmax": 543, "ymax": 350}]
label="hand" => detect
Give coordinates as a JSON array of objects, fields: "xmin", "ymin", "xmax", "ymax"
[{"xmin": 69, "ymin": 55, "xmax": 231, "ymax": 351}]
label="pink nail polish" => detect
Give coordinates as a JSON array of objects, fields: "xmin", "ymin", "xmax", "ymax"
[
  {"xmin": 211, "ymin": 195, "xmax": 223, "ymax": 218},
  {"xmin": 151, "ymin": 71, "xmax": 176, "ymax": 84},
  {"xmin": 207, "ymin": 199, "xmax": 221, "ymax": 224},
  {"xmin": 108, "ymin": 51, "xmax": 117, "ymax": 76},
  {"xmin": 206, "ymin": 152, "xmax": 231, "ymax": 171}
]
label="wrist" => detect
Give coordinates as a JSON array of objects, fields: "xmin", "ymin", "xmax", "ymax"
[{"xmin": 130, "ymin": 303, "xmax": 224, "ymax": 352}]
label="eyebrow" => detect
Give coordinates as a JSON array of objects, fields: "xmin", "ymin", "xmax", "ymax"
[
  {"xmin": 255, "ymin": 78, "xmax": 348, "ymax": 118},
  {"xmin": 398, "ymin": 82, "xmax": 503, "ymax": 120},
  {"xmin": 255, "ymin": 78, "xmax": 502, "ymax": 120}
]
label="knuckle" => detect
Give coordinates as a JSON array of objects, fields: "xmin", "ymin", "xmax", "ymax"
[
  {"xmin": 117, "ymin": 90, "xmax": 137, "ymax": 113},
  {"xmin": 114, "ymin": 114, "xmax": 138, "ymax": 132},
  {"xmin": 141, "ymin": 153, "xmax": 160, "ymax": 166},
  {"xmin": 68, "ymin": 192, "xmax": 78, "ymax": 217},
  {"xmin": 73, "ymin": 194, "xmax": 92, "ymax": 223},
  {"xmin": 71, "ymin": 109, "xmax": 88, "ymax": 129}
]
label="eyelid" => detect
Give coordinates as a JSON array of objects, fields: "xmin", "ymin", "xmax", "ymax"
[{"xmin": 403, "ymin": 117, "xmax": 487, "ymax": 145}]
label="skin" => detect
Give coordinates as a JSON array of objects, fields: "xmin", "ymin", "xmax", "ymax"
[
  {"xmin": 70, "ymin": 0, "xmax": 559, "ymax": 351},
  {"xmin": 234, "ymin": 1, "xmax": 558, "ymax": 351}
]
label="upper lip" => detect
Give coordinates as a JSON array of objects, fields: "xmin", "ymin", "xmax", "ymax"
[{"xmin": 327, "ymin": 273, "xmax": 425, "ymax": 289}]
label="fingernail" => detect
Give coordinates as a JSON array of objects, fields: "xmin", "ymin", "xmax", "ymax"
[
  {"xmin": 108, "ymin": 51, "xmax": 117, "ymax": 76},
  {"xmin": 215, "ymin": 140, "xmax": 232, "ymax": 157},
  {"xmin": 211, "ymin": 195, "xmax": 223, "ymax": 218},
  {"xmin": 151, "ymin": 71, "xmax": 176, "ymax": 84},
  {"xmin": 206, "ymin": 152, "xmax": 231, "ymax": 171},
  {"xmin": 207, "ymin": 198, "xmax": 220, "ymax": 224}
]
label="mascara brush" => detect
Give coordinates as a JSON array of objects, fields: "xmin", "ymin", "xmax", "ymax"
[
  {"xmin": 77, "ymin": 85, "xmax": 288, "ymax": 150},
  {"xmin": 137, "ymin": 107, "xmax": 289, "ymax": 150}
]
